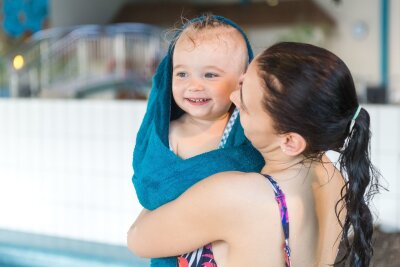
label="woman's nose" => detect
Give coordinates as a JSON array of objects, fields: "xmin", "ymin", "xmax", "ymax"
[
  {"xmin": 238, "ymin": 74, "xmax": 245, "ymax": 84},
  {"xmin": 230, "ymin": 90, "xmax": 240, "ymax": 107}
]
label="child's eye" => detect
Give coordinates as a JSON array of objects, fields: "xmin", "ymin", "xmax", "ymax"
[
  {"xmin": 205, "ymin": 73, "xmax": 219, "ymax": 78},
  {"xmin": 176, "ymin": 72, "xmax": 188, "ymax": 78}
]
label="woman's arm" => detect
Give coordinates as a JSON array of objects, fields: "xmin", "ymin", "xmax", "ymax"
[
  {"xmin": 127, "ymin": 172, "xmax": 246, "ymax": 258},
  {"xmin": 129, "ymin": 208, "xmax": 150, "ymax": 229}
]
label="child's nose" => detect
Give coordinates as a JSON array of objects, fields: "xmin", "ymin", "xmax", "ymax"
[{"xmin": 188, "ymin": 79, "xmax": 204, "ymax": 91}]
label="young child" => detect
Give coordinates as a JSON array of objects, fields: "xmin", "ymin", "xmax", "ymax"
[
  {"xmin": 169, "ymin": 19, "xmax": 248, "ymax": 159},
  {"xmin": 129, "ymin": 42, "xmax": 380, "ymax": 267},
  {"xmin": 132, "ymin": 15, "xmax": 264, "ymax": 267}
]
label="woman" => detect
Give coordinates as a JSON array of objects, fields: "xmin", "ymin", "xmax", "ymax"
[{"xmin": 128, "ymin": 42, "xmax": 380, "ymax": 267}]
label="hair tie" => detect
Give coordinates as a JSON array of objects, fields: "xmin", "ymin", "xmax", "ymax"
[{"xmin": 349, "ymin": 106, "xmax": 362, "ymax": 132}]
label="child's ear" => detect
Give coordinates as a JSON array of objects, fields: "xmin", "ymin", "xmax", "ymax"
[{"xmin": 280, "ymin": 133, "xmax": 306, "ymax": 156}]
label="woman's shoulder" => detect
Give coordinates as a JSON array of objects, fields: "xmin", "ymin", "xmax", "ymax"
[
  {"xmin": 196, "ymin": 171, "xmax": 278, "ymax": 212},
  {"xmin": 313, "ymin": 154, "xmax": 345, "ymax": 188},
  {"xmin": 204, "ymin": 171, "xmax": 274, "ymax": 191}
]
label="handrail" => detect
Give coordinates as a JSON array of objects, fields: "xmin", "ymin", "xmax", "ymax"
[{"xmin": 7, "ymin": 23, "xmax": 166, "ymax": 98}]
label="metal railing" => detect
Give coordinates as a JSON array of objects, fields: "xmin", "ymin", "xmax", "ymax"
[{"xmin": 4, "ymin": 23, "xmax": 166, "ymax": 98}]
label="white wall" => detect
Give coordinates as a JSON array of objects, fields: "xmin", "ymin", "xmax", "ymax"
[
  {"xmin": 247, "ymin": 0, "xmax": 389, "ymax": 99},
  {"xmin": 0, "ymin": 99, "xmax": 146, "ymax": 245},
  {"xmin": 389, "ymin": 0, "xmax": 400, "ymax": 102},
  {"xmin": 315, "ymin": 0, "xmax": 381, "ymax": 86},
  {"xmin": 368, "ymin": 105, "xmax": 400, "ymax": 231}
]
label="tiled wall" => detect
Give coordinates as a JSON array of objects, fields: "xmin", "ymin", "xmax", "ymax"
[
  {"xmin": 0, "ymin": 101, "xmax": 399, "ymax": 247},
  {"xmin": 0, "ymin": 99, "xmax": 146, "ymax": 245},
  {"xmin": 368, "ymin": 106, "xmax": 400, "ymax": 231},
  {"xmin": 326, "ymin": 105, "xmax": 400, "ymax": 232}
]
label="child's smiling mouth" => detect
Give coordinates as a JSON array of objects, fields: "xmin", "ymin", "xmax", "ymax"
[{"xmin": 185, "ymin": 98, "xmax": 211, "ymax": 105}]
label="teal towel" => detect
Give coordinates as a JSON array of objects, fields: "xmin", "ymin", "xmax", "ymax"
[{"xmin": 132, "ymin": 15, "xmax": 264, "ymax": 267}]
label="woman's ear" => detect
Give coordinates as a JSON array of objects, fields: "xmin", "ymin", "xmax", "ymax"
[{"xmin": 280, "ymin": 133, "xmax": 306, "ymax": 156}]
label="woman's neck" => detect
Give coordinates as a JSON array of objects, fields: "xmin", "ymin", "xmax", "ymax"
[{"xmin": 260, "ymin": 149, "xmax": 309, "ymax": 180}]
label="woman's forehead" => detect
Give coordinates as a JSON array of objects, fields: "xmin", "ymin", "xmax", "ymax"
[
  {"xmin": 244, "ymin": 61, "xmax": 259, "ymax": 82},
  {"xmin": 242, "ymin": 62, "xmax": 265, "ymax": 99}
]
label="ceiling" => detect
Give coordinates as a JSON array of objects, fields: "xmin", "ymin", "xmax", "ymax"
[{"xmin": 112, "ymin": 0, "xmax": 336, "ymax": 27}]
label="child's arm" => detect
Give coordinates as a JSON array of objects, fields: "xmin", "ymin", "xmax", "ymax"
[{"xmin": 127, "ymin": 172, "xmax": 249, "ymax": 258}]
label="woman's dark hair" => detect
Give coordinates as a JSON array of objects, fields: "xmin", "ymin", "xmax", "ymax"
[{"xmin": 256, "ymin": 42, "xmax": 380, "ymax": 266}]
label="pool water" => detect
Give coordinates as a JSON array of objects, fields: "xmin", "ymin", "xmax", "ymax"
[{"xmin": 0, "ymin": 229, "xmax": 149, "ymax": 267}]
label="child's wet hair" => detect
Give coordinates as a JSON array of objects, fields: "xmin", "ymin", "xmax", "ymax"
[
  {"xmin": 167, "ymin": 13, "xmax": 234, "ymax": 47},
  {"xmin": 167, "ymin": 14, "xmax": 249, "ymax": 72}
]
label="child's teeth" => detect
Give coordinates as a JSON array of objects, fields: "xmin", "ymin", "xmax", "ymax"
[{"xmin": 190, "ymin": 98, "xmax": 207, "ymax": 102}]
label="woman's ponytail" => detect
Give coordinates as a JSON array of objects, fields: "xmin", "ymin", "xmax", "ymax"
[{"xmin": 336, "ymin": 108, "xmax": 380, "ymax": 267}]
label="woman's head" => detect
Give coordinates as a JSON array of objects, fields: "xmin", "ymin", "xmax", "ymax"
[
  {"xmin": 236, "ymin": 42, "xmax": 360, "ymax": 158},
  {"xmin": 169, "ymin": 15, "xmax": 250, "ymax": 121}
]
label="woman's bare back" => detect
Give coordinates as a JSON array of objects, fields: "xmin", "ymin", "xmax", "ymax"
[{"xmin": 211, "ymin": 156, "xmax": 344, "ymax": 267}]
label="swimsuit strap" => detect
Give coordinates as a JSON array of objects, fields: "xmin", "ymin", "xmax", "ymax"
[
  {"xmin": 261, "ymin": 174, "xmax": 291, "ymax": 267},
  {"xmin": 218, "ymin": 108, "xmax": 239, "ymax": 149}
]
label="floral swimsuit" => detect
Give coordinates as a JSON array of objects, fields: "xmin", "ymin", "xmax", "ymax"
[{"xmin": 177, "ymin": 173, "xmax": 291, "ymax": 267}]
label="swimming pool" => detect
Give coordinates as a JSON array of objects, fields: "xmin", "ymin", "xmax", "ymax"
[{"xmin": 0, "ymin": 229, "xmax": 149, "ymax": 267}]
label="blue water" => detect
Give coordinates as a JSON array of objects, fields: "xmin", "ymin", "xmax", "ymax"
[{"xmin": 0, "ymin": 229, "xmax": 149, "ymax": 267}]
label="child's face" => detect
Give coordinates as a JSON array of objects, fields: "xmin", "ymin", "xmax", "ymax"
[{"xmin": 172, "ymin": 29, "xmax": 246, "ymax": 121}]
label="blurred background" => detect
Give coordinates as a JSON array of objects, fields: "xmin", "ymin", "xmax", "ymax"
[{"xmin": 0, "ymin": 0, "xmax": 399, "ymax": 266}]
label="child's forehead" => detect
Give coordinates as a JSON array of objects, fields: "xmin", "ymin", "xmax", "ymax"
[
  {"xmin": 173, "ymin": 26, "xmax": 248, "ymax": 72},
  {"xmin": 177, "ymin": 26, "xmax": 245, "ymax": 48},
  {"xmin": 174, "ymin": 29, "xmax": 246, "ymax": 61}
]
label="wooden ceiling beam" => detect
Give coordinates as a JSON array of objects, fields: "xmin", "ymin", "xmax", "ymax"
[{"xmin": 112, "ymin": 0, "xmax": 335, "ymax": 27}]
